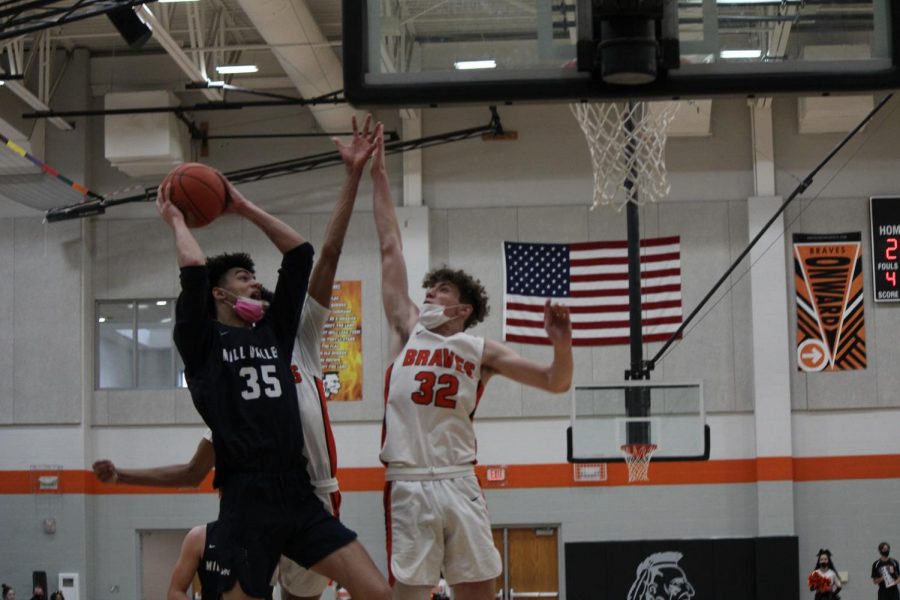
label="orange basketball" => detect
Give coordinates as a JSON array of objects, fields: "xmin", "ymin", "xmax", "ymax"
[{"xmin": 164, "ymin": 163, "xmax": 228, "ymax": 228}]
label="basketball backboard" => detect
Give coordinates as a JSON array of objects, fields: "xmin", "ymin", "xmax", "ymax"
[
  {"xmin": 568, "ymin": 382, "xmax": 709, "ymax": 463},
  {"xmin": 343, "ymin": 0, "xmax": 898, "ymax": 106}
]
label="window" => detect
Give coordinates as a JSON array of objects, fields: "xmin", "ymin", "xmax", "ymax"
[{"xmin": 96, "ymin": 299, "xmax": 185, "ymax": 389}]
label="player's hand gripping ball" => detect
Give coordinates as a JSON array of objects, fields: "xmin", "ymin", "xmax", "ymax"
[{"xmin": 162, "ymin": 163, "xmax": 228, "ymax": 227}]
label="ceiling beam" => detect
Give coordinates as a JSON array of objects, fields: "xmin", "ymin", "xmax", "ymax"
[{"xmin": 137, "ymin": 5, "xmax": 222, "ymax": 102}]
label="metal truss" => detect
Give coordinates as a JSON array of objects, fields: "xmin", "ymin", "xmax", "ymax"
[
  {"xmin": 45, "ymin": 107, "xmax": 509, "ymax": 223},
  {"xmin": 0, "ymin": 1, "xmax": 156, "ymax": 43}
]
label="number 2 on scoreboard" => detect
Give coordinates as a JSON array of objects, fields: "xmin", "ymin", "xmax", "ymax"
[{"xmin": 887, "ymin": 237, "xmax": 898, "ymax": 261}]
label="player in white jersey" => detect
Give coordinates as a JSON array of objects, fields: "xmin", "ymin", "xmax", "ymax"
[
  {"xmin": 93, "ymin": 116, "xmax": 380, "ymax": 600},
  {"xmin": 369, "ymin": 130, "xmax": 573, "ymax": 600}
]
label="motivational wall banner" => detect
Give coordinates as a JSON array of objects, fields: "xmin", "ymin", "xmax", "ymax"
[
  {"xmin": 320, "ymin": 280, "xmax": 362, "ymax": 401},
  {"xmin": 793, "ymin": 233, "xmax": 866, "ymax": 372}
]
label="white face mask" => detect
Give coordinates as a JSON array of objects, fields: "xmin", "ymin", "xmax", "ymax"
[{"xmin": 419, "ymin": 303, "xmax": 462, "ymax": 329}]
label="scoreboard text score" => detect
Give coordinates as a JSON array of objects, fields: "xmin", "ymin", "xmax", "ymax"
[{"xmin": 870, "ymin": 196, "xmax": 900, "ymax": 302}]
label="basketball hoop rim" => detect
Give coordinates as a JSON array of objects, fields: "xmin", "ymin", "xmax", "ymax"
[{"xmin": 620, "ymin": 443, "xmax": 658, "ymax": 456}]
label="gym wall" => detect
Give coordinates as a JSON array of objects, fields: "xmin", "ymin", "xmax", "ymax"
[{"xmin": 0, "ymin": 48, "xmax": 898, "ymax": 599}]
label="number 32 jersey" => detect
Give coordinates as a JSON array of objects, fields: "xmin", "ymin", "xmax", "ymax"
[{"xmin": 380, "ymin": 323, "xmax": 485, "ymax": 468}]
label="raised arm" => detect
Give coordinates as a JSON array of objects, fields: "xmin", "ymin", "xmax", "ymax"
[
  {"xmin": 92, "ymin": 438, "xmax": 215, "ymax": 488},
  {"xmin": 167, "ymin": 525, "xmax": 205, "ymax": 600},
  {"xmin": 157, "ymin": 180, "xmax": 204, "ymax": 267},
  {"xmin": 482, "ymin": 301, "xmax": 573, "ymax": 392},
  {"xmin": 224, "ymin": 179, "xmax": 305, "ymax": 254},
  {"xmin": 371, "ymin": 129, "xmax": 419, "ymax": 347},
  {"xmin": 308, "ymin": 115, "xmax": 378, "ymax": 307}
]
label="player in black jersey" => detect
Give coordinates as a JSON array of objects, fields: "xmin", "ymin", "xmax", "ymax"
[
  {"xmin": 167, "ymin": 521, "xmax": 221, "ymax": 600},
  {"xmin": 167, "ymin": 521, "xmax": 274, "ymax": 600},
  {"xmin": 158, "ymin": 119, "xmax": 391, "ymax": 600}
]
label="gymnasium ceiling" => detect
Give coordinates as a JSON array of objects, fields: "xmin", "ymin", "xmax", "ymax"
[
  {"xmin": 1, "ymin": 0, "xmax": 879, "ymax": 105},
  {"xmin": 0, "ymin": 0, "xmax": 881, "ymax": 217}
]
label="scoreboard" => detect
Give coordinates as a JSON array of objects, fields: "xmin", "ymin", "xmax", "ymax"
[{"xmin": 870, "ymin": 196, "xmax": 900, "ymax": 302}]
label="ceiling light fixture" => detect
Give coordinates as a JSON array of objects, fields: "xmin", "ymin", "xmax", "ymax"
[
  {"xmin": 720, "ymin": 49, "xmax": 763, "ymax": 59},
  {"xmin": 215, "ymin": 65, "xmax": 259, "ymax": 74},
  {"xmin": 717, "ymin": 0, "xmax": 790, "ymax": 4},
  {"xmin": 453, "ymin": 60, "xmax": 497, "ymax": 70}
]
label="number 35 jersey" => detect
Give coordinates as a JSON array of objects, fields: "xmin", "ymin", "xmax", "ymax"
[{"xmin": 380, "ymin": 323, "xmax": 486, "ymax": 468}]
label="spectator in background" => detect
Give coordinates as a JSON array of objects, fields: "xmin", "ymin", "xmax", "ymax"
[
  {"xmin": 49, "ymin": 593, "xmax": 64, "ymax": 600},
  {"xmin": 2, "ymin": 584, "xmax": 15, "ymax": 600},
  {"xmin": 28, "ymin": 586, "xmax": 43, "ymax": 600},
  {"xmin": 873, "ymin": 542, "xmax": 900, "ymax": 600},
  {"xmin": 808, "ymin": 549, "xmax": 842, "ymax": 600}
]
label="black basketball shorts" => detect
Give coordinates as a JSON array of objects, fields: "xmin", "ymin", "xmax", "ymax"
[{"xmin": 214, "ymin": 472, "xmax": 357, "ymax": 598}]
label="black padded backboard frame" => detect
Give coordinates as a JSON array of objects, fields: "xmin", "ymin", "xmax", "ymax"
[
  {"xmin": 566, "ymin": 423, "xmax": 710, "ymax": 464},
  {"xmin": 343, "ymin": 0, "xmax": 900, "ymax": 107}
]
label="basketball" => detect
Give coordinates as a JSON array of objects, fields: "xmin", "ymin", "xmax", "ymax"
[{"xmin": 164, "ymin": 163, "xmax": 228, "ymax": 228}]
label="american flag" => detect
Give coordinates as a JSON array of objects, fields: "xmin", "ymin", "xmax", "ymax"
[{"xmin": 502, "ymin": 237, "xmax": 683, "ymax": 346}]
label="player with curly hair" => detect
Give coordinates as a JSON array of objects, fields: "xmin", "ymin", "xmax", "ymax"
[{"xmin": 369, "ymin": 128, "xmax": 573, "ymax": 600}]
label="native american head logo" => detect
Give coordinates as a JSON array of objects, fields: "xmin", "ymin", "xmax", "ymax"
[
  {"xmin": 627, "ymin": 551, "xmax": 696, "ymax": 600},
  {"xmin": 322, "ymin": 372, "xmax": 342, "ymax": 398}
]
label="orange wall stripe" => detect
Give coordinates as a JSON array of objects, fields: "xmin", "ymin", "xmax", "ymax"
[
  {"xmin": 0, "ymin": 455, "xmax": 898, "ymax": 494},
  {"xmin": 756, "ymin": 456, "xmax": 795, "ymax": 481},
  {"xmin": 793, "ymin": 454, "xmax": 900, "ymax": 482},
  {"xmin": 336, "ymin": 467, "xmax": 390, "ymax": 492}
]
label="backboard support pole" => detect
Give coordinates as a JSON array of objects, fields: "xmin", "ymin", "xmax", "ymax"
[{"xmin": 624, "ymin": 104, "xmax": 652, "ymax": 444}]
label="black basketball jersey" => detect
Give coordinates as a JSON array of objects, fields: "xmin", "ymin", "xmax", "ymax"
[
  {"xmin": 175, "ymin": 243, "xmax": 314, "ymax": 485},
  {"xmin": 197, "ymin": 521, "xmax": 221, "ymax": 599}
]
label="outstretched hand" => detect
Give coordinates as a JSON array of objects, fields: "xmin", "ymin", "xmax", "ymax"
[
  {"xmin": 156, "ymin": 178, "xmax": 185, "ymax": 228},
  {"xmin": 222, "ymin": 175, "xmax": 252, "ymax": 215},
  {"xmin": 544, "ymin": 300, "xmax": 572, "ymax": 346},
  {"xmin": 370, "ymin": 123, "xmax": 386, "ymax": 176},
  {"xmin": 332, "ymin": 114, "xmax": 379, "ymax": 174}
]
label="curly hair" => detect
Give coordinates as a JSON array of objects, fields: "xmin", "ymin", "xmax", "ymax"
[
  {"xmin": 206, "ymin": 252, "xmax": 255, "ymax": 288},
  {"xmin": 205, "ymin": 252, "xmax": 255, "ymax": 311},
  {"xmin": 422, "ymin": 267, "xmax": 489, "ymax": 329}
]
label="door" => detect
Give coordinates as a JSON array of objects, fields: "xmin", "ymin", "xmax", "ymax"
[
  {"xmin": 139, "ymin": 529, "xmax": 190, "ymax": 600},
  {"xmin": 492, "ymin": 526, "xmax": 559, "ymax": 600}
]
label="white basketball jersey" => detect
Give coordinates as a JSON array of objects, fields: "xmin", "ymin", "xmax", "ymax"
[
  {"xmin": 381, "ymin": 323, "xmax": 486, "ymax": 468},
  {"xmin": 292, "ymin": 296, "xmax": 338, "ymax": 493}
]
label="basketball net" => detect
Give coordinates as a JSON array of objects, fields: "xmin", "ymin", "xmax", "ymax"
[
  {"xmin": 620, "ymin": 443, "xmax": 657, "ymax": 482},
  {"xmin": 570, "ymin": 101, "xmax": 678, "ymax": 211}
]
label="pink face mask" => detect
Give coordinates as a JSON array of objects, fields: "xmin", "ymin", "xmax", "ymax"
[
  {"xmin": 233, "ymin": 296, "xmax": 265, "ymax": 323},
  {"xmin": 220, "ymin": 289, "xmax": 266, "ymax": 323}
]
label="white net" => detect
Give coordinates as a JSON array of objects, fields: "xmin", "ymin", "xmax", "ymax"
[
  {"xmin": 570, "ymin": 101, "xmax": 678, "ymax": 211},
  {"xmin": 620, "ymin": 443, "xmax": 657, "ymax": 482}
]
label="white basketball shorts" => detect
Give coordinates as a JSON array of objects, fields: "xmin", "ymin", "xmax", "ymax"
[{"xmin": 386, "ymin": 474, "xmax": 502, "ymax": 586}]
